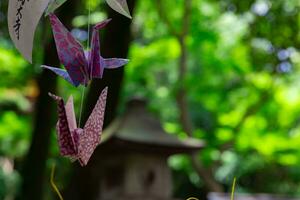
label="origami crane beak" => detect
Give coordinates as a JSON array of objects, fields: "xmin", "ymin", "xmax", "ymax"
[
  {"xmin": 48, "ymin": 92, "xmax": 61, "ymax": 101},
  {"xmin": 94, "ymin": 18, "xmax": 112, "ymax": 30}
]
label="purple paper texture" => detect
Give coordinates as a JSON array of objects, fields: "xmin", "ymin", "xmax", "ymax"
[
  {"xmin": 49, "ymin": 87, "xmax": 108, "ymax": 166},
  {"xmin": 41, "ymin": 14, "xmax": 129, "ymax": 87}
]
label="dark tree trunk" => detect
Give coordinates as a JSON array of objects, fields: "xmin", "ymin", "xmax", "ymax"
[
  {"xmin": 17, "ymin": 2, "xmax": 78, "ymax": 200},
  {"xmin": 82, "ymin": 0, "xmax": 136, "ymax": 127},
  {"xmin": 64, "ymin": 1, "xmax": 137, "ymax": 200},
  {"xmin": 17, "ymin": 63, "xmax": 57, "ymax": 200}
]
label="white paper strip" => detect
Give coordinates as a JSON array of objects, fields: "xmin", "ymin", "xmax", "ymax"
[
  {"xmin": 8, "ymin": 0, "xmax": 51, "ymax": 63},
  {"xmin": 106, "ymin": 0, "xmax": 132, "ymax": 19}
]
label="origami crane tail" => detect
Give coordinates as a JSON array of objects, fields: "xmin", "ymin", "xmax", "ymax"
[
  {"xmin": 93, "ymin": 18, "xmax": 112, "ymax": 30},
  {"xmin": 41, "ymin": 65, "xmax": 79, "ymax": 87},
  {"xmin": 49, "ymin": 92, "xmax": 79, "ymax": 157}
]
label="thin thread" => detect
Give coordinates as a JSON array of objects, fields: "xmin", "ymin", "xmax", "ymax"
[
  {"xmin": 86, "ymin": 0, "xmax": 91, "ymax": 50},
  {"xmin": 87, "ymin": 0, "xmax": 93, "ymax": 79},
  {"xmin": 50, "ymin": 164, "xmax": 64, "ymax": 200},
  {"xmin": 78, "ymin": 85, "xmax": 86, "ymax": 127},
  {"xmin": 78, "ymin": 0, "xmax": 91, "ymax": 127}
]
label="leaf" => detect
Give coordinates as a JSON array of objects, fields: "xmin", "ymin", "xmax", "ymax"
[
  {"xmin": 45, "ymin": 0, "xmax": 67, "ymax": 16},
  {"xmin": 106, "ymin": 0, "xmax": 132, "ymax": 19}
]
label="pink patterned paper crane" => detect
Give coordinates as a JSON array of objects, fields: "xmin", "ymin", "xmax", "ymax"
[
  {"xmin": 49, "ymin": 87, "xmax": 108, "ymax": 166},
  {"xmin": 42, "ymin": 13, "xmax": 128, "ymax": 87}
]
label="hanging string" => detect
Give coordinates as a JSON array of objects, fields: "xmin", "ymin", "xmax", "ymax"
[
  {"xmin": 88, "ymin": 0, "xmax": 97, "ymax": 82},
  {"xmin": 50, "ymin": 164, "xmax": 64, "ymax": 200},
  {"xmin": 86, "ymin": 0, "xmax": 91, "ymax": 49},
  {"xmin": 78, "ymin": 86, "xmax": 86, "ymax": 127},
  {"xmin": 78, "ymin": 0, "xmax": 91, "ymax": 127},
  {"xmin": 87, "ymin": 0, "xmax": 92, "ymax": 79},
  {"xmin": 230, "ymin": 177, "xmax": 237, "ymax": 200}
]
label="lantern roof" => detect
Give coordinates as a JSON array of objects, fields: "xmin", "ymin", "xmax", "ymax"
[{"xmin": 101, "ymin": 99, "xmax": 204, "ymax": 154}]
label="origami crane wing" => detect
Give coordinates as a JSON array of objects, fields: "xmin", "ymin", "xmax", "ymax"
[
  {"xmin": 41, "ymin": 65, "xmax": 77, "ymax": 86},
  {"xmin": 78, "ymin": 87, "xmax": 108, "ymax": 166},
  {"xmin": 49, "ymin": 13, "xmax": 88, "ymax": 86},
  {"xmin": 102, "ymin": 58, "xmax": 129, "ymax": 69},
  {"xmin": 49, "ymin": 93, "xmax": 78, "ymax": 157},
  {"xmin": 65, "ymin": 96, "xmax": 77, "ymax": 131},
  {"xmin": 89, "ymin": 19, "xmax": 112, "ymax": 79}
]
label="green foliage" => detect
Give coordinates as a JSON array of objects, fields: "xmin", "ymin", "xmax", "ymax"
[
  {"xmin": 0, "ymin": 112, "xmax": 30, "ymax": 157},
  {"xmin": 0, "ymin": 47, "xmax": 28, "ymax": 87},
  {"xmin": 123, "ymin": 0, "xmax": 300, "ymax": 195},
  {"xmin": 0, "ymin": 167, "xmax": 20, "ymax": 199},
  {"xmin": 0, "ymin": 0, "xmax": 300, "ymax": 198}
]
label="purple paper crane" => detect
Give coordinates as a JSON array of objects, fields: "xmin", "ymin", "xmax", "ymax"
[
  {"xmin": 42, "ymin": 13, "xmax": 128, "ymax": 87},
  {"xmin": 49, "ymin": 87, "xmax": 108, "ymax": 166}
]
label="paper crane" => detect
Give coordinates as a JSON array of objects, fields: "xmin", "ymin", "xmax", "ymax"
[
  {"xmin": 42, "ymin": 14, "xmax": 128, "ymax": 87},
  {"xmin": 49, "ymin": 87, "xmax": 108, "ymax": 166}
]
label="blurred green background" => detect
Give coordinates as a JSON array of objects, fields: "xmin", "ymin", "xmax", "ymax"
[{"xmin": 0, "ymin": 0, "xmax": 300, "ymax": 199}]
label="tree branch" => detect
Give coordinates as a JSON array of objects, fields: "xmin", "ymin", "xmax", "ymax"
[
  {"xmin": 156, "ymin": 0, "xmax": 180, "ymax": 38},
  {"xmin": 156, "ymin": 0, "xmax": 224, "ymax": 192}
]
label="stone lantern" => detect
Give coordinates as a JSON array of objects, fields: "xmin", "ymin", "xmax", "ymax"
[{"xmin": 94, "ymin": 99, "xmax": 204, "ymax": 200}]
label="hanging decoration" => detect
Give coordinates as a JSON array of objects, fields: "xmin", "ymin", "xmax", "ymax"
[
  {"xmin": 7, "ymin": 0, "xmax": 51, "ymax": 63},
  {"xmin": 106, "ymin": 0, "xmax": 132, "ymax": 19},
  {"xmin": 46, "ymin": 0, "xmax": 132, "ymax": 19},
  {"xmin": 42, "ymin": 14, "xmax": 128, "ymax": 87},
  {"xmin": 49, "ymin": 87, "xmax": 108, "ymax": 166},
  {"xmin": 8, "ymin": 0, "xmax": 131, "ymax": 63},
  {"xmin": 7, "ymin": 0, "xmax": 131, "ymax": 168}
]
